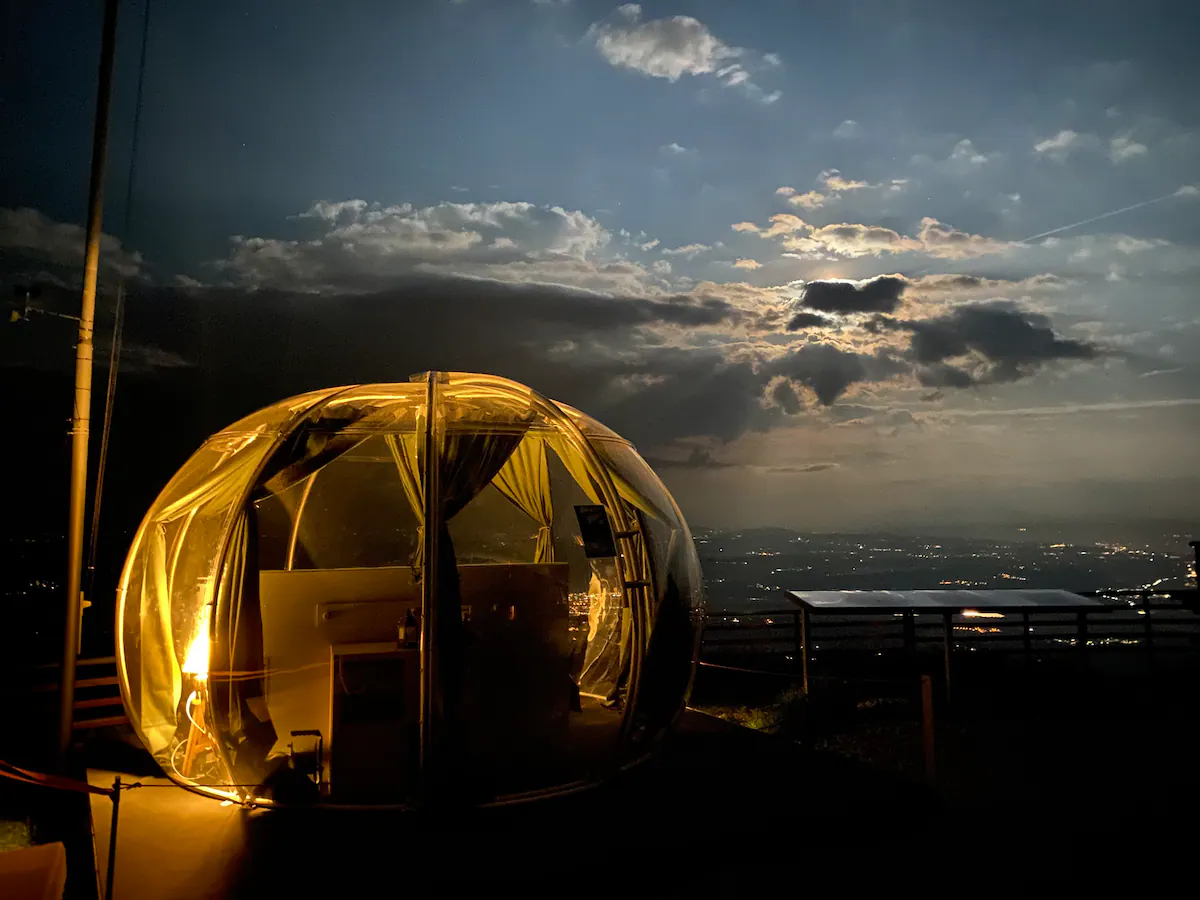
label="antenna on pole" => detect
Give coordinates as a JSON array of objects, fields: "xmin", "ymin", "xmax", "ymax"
[{"xmin": 58, "ymin": 0, "xmax": 121, "ymax": 769}]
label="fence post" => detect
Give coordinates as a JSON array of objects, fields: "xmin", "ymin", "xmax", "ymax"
[
  {"xmin": 105, "ymin": 775, "xmax": 121, "ymax": 900},
  {"xmin": 921, "ymin": 674, "xmax": 936, "ymax": 785},
  {"xmin": 941, "ymin": 613, "xmax": 953, "ymax": 705},
  {"xmin": 1076, "ymin": 611, "xmax": 1089, "ymax": 667},
  {"xmin": 1142, "ymin": 595, "xmax": 1154, "ymax": 671}
]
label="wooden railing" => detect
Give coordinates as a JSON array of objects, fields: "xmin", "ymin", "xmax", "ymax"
[{"xmin": 12, "ymin": 656, "xmax": 126, "ymax": 731}]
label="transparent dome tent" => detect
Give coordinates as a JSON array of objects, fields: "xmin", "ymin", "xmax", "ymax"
[{"xmin": 116, "ymin": 372, "xmax": 705, "ymax": 808}]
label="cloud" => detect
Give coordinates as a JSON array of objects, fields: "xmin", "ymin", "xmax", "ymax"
[
  {"xmin": 1033, "ymin": 129, "xmax": 1101, "ymax": 161},
  {"xmin": 785, "ymin": 310, "xmax": 832, "ymax": 331},
  {"xmin": 732, "ymin": 258, "xmax": 762, "ymax": 270},
  {"xmin": 736, "ymin": 211, "xmax": 1012, "ymax": 260},
  {"xmin": 763, "ymin": 343, "xmax": 910, "ymax": 406},
  {"xmin": 1109, "ymin": 133, "xmax": 1148, "ymax": 163},
  {"xmin": 915, "ymin": 217, "xmax": 1012, "ymax": 259},
  {"xmin": 589, "ymin": 6, "xmax": 731, "ymax": 81},
  {"xmin": 774, "ymin": 170, "xmax": 877, "ymax": 211},
  {"xmin": 787, "ymin": 223, "xmax": 921, "ymax": 257},
  {"xmin": 833, "ymin": 119, "xmax": 861, "ymax": 139},
  {"xmin": 660, "ymin": 142, "xmax": 693, "ymax": 155},
  {"xmin": 219, "ymin": 198, "xmax": 624, "ymax": 294},
  {"xmin": 1175, "ymin": 184, "xmax": 1199, "ymax": 197},
  {"xmin": 733, "ymin": 213, "xmax": 809, "ymax": 238},
  {"xmin": 820, "ymin": 169, "xmax": 872, "ymax": 192},
  {"xmin": 908, "ymin": 273, "xmax": 1066, "ymax": 296},
  {"xmin": 588, "ymin": 5, "xmax": 779, "ymax": 101},
  {"xmin": 0, "ymin": 206, "xmax": 1139, "ymax": 462},
  {"xmin": 799, "ymin": 275, "xmax": 908, "ymax": 315},
  {"xmin": 948, "ymin": 138, "xmax": 995, "ymax": 167},
  {"xmin": 787, "ymin": 191, "xmax": 827, "ymax": 210},
  {"xmin": 872, "ymin": 301, "xmax": 1103, "ymax": 386},
  {"xmin": 0, "ymin": 206, "xmax": 143, "ymax": 279},
  {"xmin": 662, "ymin": 242, "xmax": 711, "ymax": 258}
]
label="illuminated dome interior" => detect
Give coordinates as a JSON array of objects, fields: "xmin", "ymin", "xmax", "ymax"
[{"xmin": 116, "ymin": 372, "xmax": 705, "ymax": 807}]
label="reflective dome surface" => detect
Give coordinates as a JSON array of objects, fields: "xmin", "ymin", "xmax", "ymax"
[{"xmin": 117, "ymin": 373, "xmax": 705, "ymax": 807}]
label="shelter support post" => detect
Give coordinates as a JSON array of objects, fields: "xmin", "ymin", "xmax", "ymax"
[
  {"xmin": 1142, "ymin": 597, "xmax": 1154, "ymax": 670},
  {"xmin": 799, "ymin": 608, "xmax": 810, "ymax": 695},
  {"xmin": 1076, "ymin": 612, "xmax": 1089, "ymax": 668},
  {"xmin": 941, "ymin": 612, "xmax": 953, "ymax": 705},
  {"xmin": 791, "ymin": 611, "xmax": 801, "ymax": 675},
  {"xmin": 902, "ymin": 611, "xmax": 916, "ymax": 670},
  {"xmin": 1022, "ymin": 611, "xmax": 1031, "ymax": 664}
]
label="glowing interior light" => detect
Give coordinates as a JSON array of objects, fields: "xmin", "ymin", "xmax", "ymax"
[
  {"xmin": 961, "ymin": 609, "xmax": 1005, "ymax": 619},
  {"xmin": 182, "ymin": 606, "xmax": 211, "ymax": 680}
]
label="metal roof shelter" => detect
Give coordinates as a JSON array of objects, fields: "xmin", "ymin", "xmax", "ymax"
[
  {"xmin": 788, "ymin": 589, "xmax": 1105, "ymax": 612},
  {"xmin": 116, "ymin": 373, "xmax": 705, "ymax": 809},
  {"xmin": 786, "ymin": 589, "xmax": 1110, "ymax": 694}
]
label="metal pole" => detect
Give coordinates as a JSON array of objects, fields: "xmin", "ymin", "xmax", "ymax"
[
  {"xmin": 105, "ymin": 776, "xmax": 121, "ymax": 900},
  {"xmin": 59, "ymin": 0, "xmax": 121, "ymax": 767},
  {"xmin": 418, "ymin": 372, "xmax": 440, "ymax": 804}
]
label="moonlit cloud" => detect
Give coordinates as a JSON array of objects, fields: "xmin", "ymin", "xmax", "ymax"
[
  {"xmin": 798, "ymin": 275, "xmax": 909, "ymax": 314},
  {"xmin": 661, "ymin": 242, "xmax": 711, "ymax": 257},
  {"xmin": 0, "ymin": 206, "xmax": 143, "ymax": 279},
  {"xmin": 1034, "ymin": 129, "xmax": 1102, "ymax": 160},
  {"xmin": 833, "ymin": 119, "xmax": 861, "ymax": 138},
  {"xmin": 589, "ymin": 5, "xmax": 732, "ymax": 81},
  {"xmin": 736, "ymin": 212, "xmax": 1011, "ymax": 260},
  {"xmin": 1109, "ymin": 133, "xmax": 1148, "ymax": 162},
  {"xmin": 220, "ymin": 199, "xmax": 621, "ymax": 293},
  {"xmin": 948, "ymin": 138, "xmax": 995, "ymax": 167},
  {"xmin": 820, "ymin": 169, "xmax": 872, "ymax": 192},
  {"xmin": 787, "ymin": 191, "xmax": 827, "ymax": 210},
  {"xmin": 587, "ymin": 4, "xmax": 780, "ymax": 101},
  {"xmin": 871, "ymin": 302, "xmax": 1103, "ymax": 387}
]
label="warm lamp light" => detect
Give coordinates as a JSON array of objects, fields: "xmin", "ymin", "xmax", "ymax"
[
  {"xmin": 961, "ymin": 609, "xmax": 1005, "ymax": 619},
  {"xmin": 182, "ymin": 606, "xmax": 211, "ymax": 680}
]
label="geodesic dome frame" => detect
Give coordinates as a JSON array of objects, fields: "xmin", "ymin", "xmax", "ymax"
[{"xmin": 116, "ymin": 372, "xmax": 705, "ymax": 808}]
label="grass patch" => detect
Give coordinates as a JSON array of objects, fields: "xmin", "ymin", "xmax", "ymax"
[{"xmin": 693, "ymin": 685, "xmax": 809, "ymax": 736}]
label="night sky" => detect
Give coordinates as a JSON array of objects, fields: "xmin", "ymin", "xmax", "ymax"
[{"xmin": 2, "ymin": 0, "xmax": 1198, "ymax": 534}]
